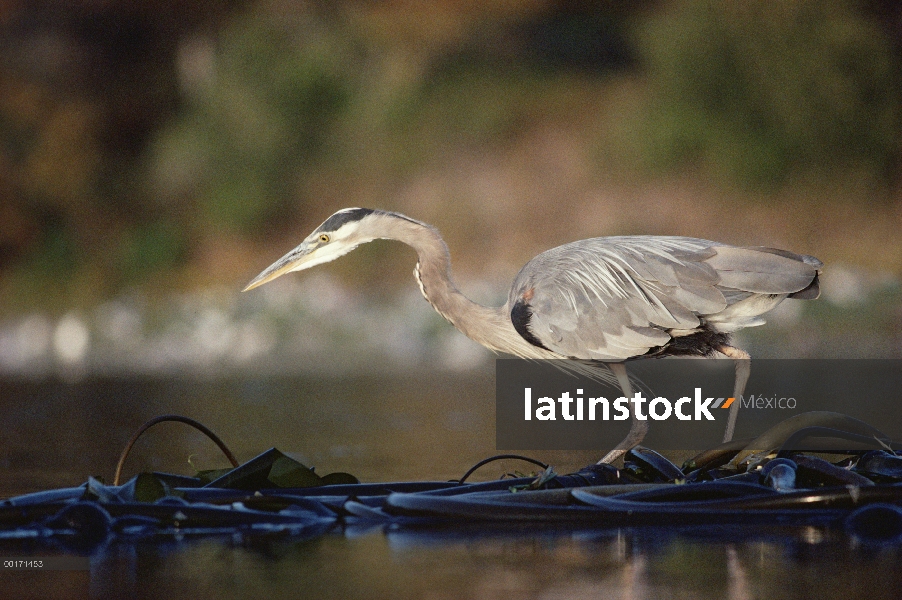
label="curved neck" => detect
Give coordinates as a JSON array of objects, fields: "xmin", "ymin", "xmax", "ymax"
[{"xmin": 387, "ymin": 218, "xmax": 536, "ymax": 356}]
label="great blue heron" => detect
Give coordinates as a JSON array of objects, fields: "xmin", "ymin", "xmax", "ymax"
[{"xmin": 244, "ymin": 208, "xmax": 822, "ymax": 463}]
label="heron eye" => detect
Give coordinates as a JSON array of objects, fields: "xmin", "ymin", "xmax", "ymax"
[{"xmin": 319, "ymin": 234, "xmax": 330, "ymax": 243}]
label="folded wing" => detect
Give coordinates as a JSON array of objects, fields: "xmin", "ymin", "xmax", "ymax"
[{"xmin": 508, "ymin": 236, "xmax": 820, "ymax": 361}]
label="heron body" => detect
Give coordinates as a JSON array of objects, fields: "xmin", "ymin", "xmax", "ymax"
[{"xmin": 245, "ymin": 208, "xmax": 822, "ymax": 462}]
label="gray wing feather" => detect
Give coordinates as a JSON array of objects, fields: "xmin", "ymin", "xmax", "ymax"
[
  {"xmin": 509, "ymin": 236, "xmax": 819, "ymax": 361},
  {"xmin": 705, "ymin": 246, "xmax": 819, "ymax": 294}
]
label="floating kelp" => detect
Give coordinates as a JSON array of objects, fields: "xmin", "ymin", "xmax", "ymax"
[
  {"xmin": 761, "ymin": 458, "xmax": 797, "ymax": 491},
  {"xmin": 622, "ymin": 446, "xmax": 684, "ymax": 482},
  {"xmin": 203, "ymin": 448, "xmax": 359, "ymax": 490},
  {"xmin": 856, "ymin": 450, "xmax": 902, "ymax": 481},
  {"xmin": 2, "ymin": 411, "xmax": 902, "ymax": 548}
]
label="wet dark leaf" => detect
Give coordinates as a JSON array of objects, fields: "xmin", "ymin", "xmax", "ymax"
[
  {"xmin": 626, "ymin": 446, "xmax": 684, "ymax": 482},
  {"xmin": 202, "ymin": 448, "xmax": 357, "ymax": 490},
  {"xmin": 268, "ymin": 456, "xmax": 323, "ymax": 488},
  {"xmin": 204, "ymin": 448, "xmax": 295, "ymax": 490},
  {"xmin": 131, "ymin": 473, "xmax": 170, "ymax": 503},
  {"xmin": 196, "ymin": 468, "xmax": 235, "ymax": 485}
]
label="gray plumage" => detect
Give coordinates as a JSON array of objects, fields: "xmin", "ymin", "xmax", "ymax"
[
  {"xmin": 509, "ymin": 236, "xmax": 821, "ymax": 361},
  {"xmin": 244, "ymin": 208, "xmax": 822, "ymax": 463}
]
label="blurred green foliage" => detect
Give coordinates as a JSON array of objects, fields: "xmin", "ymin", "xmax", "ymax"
[
  {"xmin": 117, "ymin": 222, "xmax": 186, "ymax": 284},
  {"xmin": 1, "ymin": 0, "xmax": 901, "ymax": 312},
  {"xmin": 152, "ymin": 7, "xmax": 356, "ymax": 233},
  {"xmin": 634, "ymin": 0, "xmax": 901, "ymax": 186}
]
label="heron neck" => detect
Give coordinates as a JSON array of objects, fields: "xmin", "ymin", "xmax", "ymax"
[{"xmin": 392, "ymin": 221, "xmax": 530, "ymax": 355}]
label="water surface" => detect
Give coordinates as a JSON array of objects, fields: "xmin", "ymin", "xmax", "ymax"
[{"xmin": 1, "ymin": 375, "xmax": 899, "ymax": 599}]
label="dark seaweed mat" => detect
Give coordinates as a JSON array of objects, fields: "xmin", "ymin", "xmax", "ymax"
[{"xmin": 3, "ymin": 444, "xmax": 902, "ymax": 550}]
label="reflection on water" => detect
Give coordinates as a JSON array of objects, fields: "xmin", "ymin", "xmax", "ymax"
[
  {"xmin": 1, "ymin": 375, "xmax": 900, "ymax": 599},
  {"xmin": 4, "ymin": 525, "xmax": 902, "ymax": 599}
]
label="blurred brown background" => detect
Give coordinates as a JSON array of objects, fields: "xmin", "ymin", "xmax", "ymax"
[
  {"xmin": 3, "ymin": 11, "xmax": 902, "ymax": 600},
  {"xmin": 1, "ymin": 0, "xmax": 901, "ymax": 374}
]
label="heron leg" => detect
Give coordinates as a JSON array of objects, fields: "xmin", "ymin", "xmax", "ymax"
[
  {"xmin": 718, "ymin": 345, "xmax": 751, "ymax": 443},
  {"xmin": 598, "ymin": 362, "xmax": 648, "ymax": 464}
]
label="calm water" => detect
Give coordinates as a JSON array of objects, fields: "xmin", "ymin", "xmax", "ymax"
[{"xmin": 1, "ymin": 374, "xmax": 900, "ymax": 599}]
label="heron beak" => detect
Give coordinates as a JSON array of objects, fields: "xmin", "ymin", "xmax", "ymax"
[{"xmin": 242, "ymin": 242, "xmax": 316, "ymax": 292}]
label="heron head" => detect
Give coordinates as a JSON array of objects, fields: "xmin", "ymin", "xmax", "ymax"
[{"xmin": 243, "ymin": 208, "xmax": 379, "ymax": 291}]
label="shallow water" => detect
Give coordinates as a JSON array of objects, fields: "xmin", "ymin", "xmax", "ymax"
[{"xmin": 1, "ymin": 374, "xmax": 900, "ymax": 599}]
